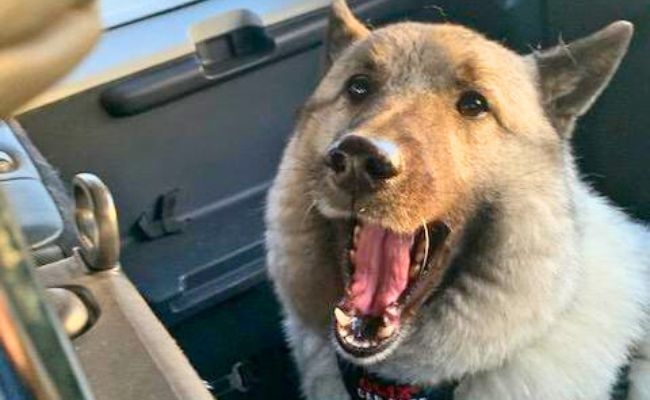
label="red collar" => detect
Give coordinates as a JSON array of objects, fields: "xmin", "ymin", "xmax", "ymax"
[{"xmin": 337, "ymin": 356, "xmax": 457, "ymax": 400}]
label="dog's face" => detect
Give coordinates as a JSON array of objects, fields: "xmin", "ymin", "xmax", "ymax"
[
  {"xmin": 277, "ymin": 0, "xmax": 632, "ymax": 363},
  {"xmin": 303, "ymin": 20, "xmax": 553, "ymax": 362},
  {"xmin": 312, "ymin": 22, "xmax": 554, "ymax": 227}
]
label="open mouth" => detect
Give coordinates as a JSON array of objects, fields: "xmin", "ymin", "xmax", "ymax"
[{"xmin": 333, "ymin": 219, "xmax": 454, "ymax": 359}]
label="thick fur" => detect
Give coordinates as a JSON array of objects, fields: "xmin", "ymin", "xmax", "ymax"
[{"xmin": 266, "ymin": 2, "xmax": 650, "ymax": 399}]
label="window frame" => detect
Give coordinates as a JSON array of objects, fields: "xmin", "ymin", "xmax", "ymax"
[
  {"xmin": 100, "ymin": 0, "xmax": 205, "ymax": 28},
  {"xmin": 19, "ymin": 0, "xmax": 329, "ymax": 114}
]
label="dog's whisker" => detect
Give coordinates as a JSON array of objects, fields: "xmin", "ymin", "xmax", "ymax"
[
  {"xmin": 421, "ymin": 219, "xmax": 430, "ymax": 271},
  {"xmin": 300, "ymin": 197, "xmax": 319, "ymax": 229}
]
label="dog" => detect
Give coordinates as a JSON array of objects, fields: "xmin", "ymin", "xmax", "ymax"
[{"xmin": 265, "ymin": 1, "xmax": 650, "ymax": 398}]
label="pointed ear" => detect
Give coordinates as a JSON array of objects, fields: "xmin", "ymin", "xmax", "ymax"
[
  {"xmin": 531, "ymin": 21, "xmax": 633, "ymax": 137},
  {"xmin": 325, "ymin": 0, "xmax": 369, "ymax": 66}
]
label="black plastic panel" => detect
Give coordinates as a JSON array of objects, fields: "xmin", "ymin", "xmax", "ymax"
[
  {"xmin": 0, "ymin": 123, "xmax": 41, "ymax": 180},
  {"xmin": 0, "ymin": 180, "xmax": 62, "ymax": 248},
  {"xmin": 0, "ymin": 123, "xmax": 63, "ymax": 250},
  {"xmin": 21, "ymin": 47, "xmax": 320, "ymax": 324}
]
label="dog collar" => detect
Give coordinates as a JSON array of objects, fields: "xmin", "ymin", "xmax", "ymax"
[{"xmin": 337, "ymin": 356, "xmax": 457, "ymax": 400}]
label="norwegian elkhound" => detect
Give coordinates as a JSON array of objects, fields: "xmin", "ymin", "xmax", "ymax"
[{"xmin": 266, "ymin": 1, "xmax": 650, "ymax": 399}]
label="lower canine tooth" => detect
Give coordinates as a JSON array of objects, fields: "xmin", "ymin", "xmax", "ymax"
[
  {"xmin": 377, "ymin": 324, "xmax": 394, "ymax": 339},
  {"xmin": 353, "ymin": 225, "xmax": 361, "ymax": 244},
  {"xmin": 334, "ymin": 307, "xmax": 353, "ymax": 326}
]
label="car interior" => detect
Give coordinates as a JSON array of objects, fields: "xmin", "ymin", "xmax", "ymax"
[{"xmin": 0, "ymin": 0, "xmax": 648, "ymax": 399}]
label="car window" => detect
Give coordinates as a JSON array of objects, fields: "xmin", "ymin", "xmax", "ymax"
[{"xmin": 100, "ymin": 0, "xmax": 204, "ymax": 28}]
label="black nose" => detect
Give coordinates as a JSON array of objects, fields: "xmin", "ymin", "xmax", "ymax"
[{"xmin": 325, "ymin": 135, "xmax": 401, "ymax": 186}]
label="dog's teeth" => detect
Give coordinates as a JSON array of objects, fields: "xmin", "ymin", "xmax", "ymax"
[
  {"xmin": 377, "ymin": 324, "xmax": 395, "ymax": 340},
  {"xmin": 384, "ymin": 304, "xmax": 400, "ymax": 321},
  {"xmin": 334, "ymin": 307, "xmax": 353, "ymax": 327},
  {"xmin": 349, "ymin": 249, "xmax": 356, "ymax": 262},
  {"xmin": 337, "ymin": 321, "xmax": 351, "ymax": 335}
]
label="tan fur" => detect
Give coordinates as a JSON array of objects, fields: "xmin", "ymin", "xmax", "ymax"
[{"xmin": 266, "ymin": 2, "xmax": 649, "ymax": 399}]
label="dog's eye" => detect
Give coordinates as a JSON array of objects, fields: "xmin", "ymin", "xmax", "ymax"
[
  {"xmin": 345, "ymin": 74, "xmax": 372, "ymax": 101},
  {"xmin": 456, "ymin": 90, "xmax": 490, "ymax": 117}
]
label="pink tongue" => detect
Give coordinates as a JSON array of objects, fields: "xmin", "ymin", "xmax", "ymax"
[{"xmin": 349, "ymin": 224, "xmax": 413, "ymax": 316}]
